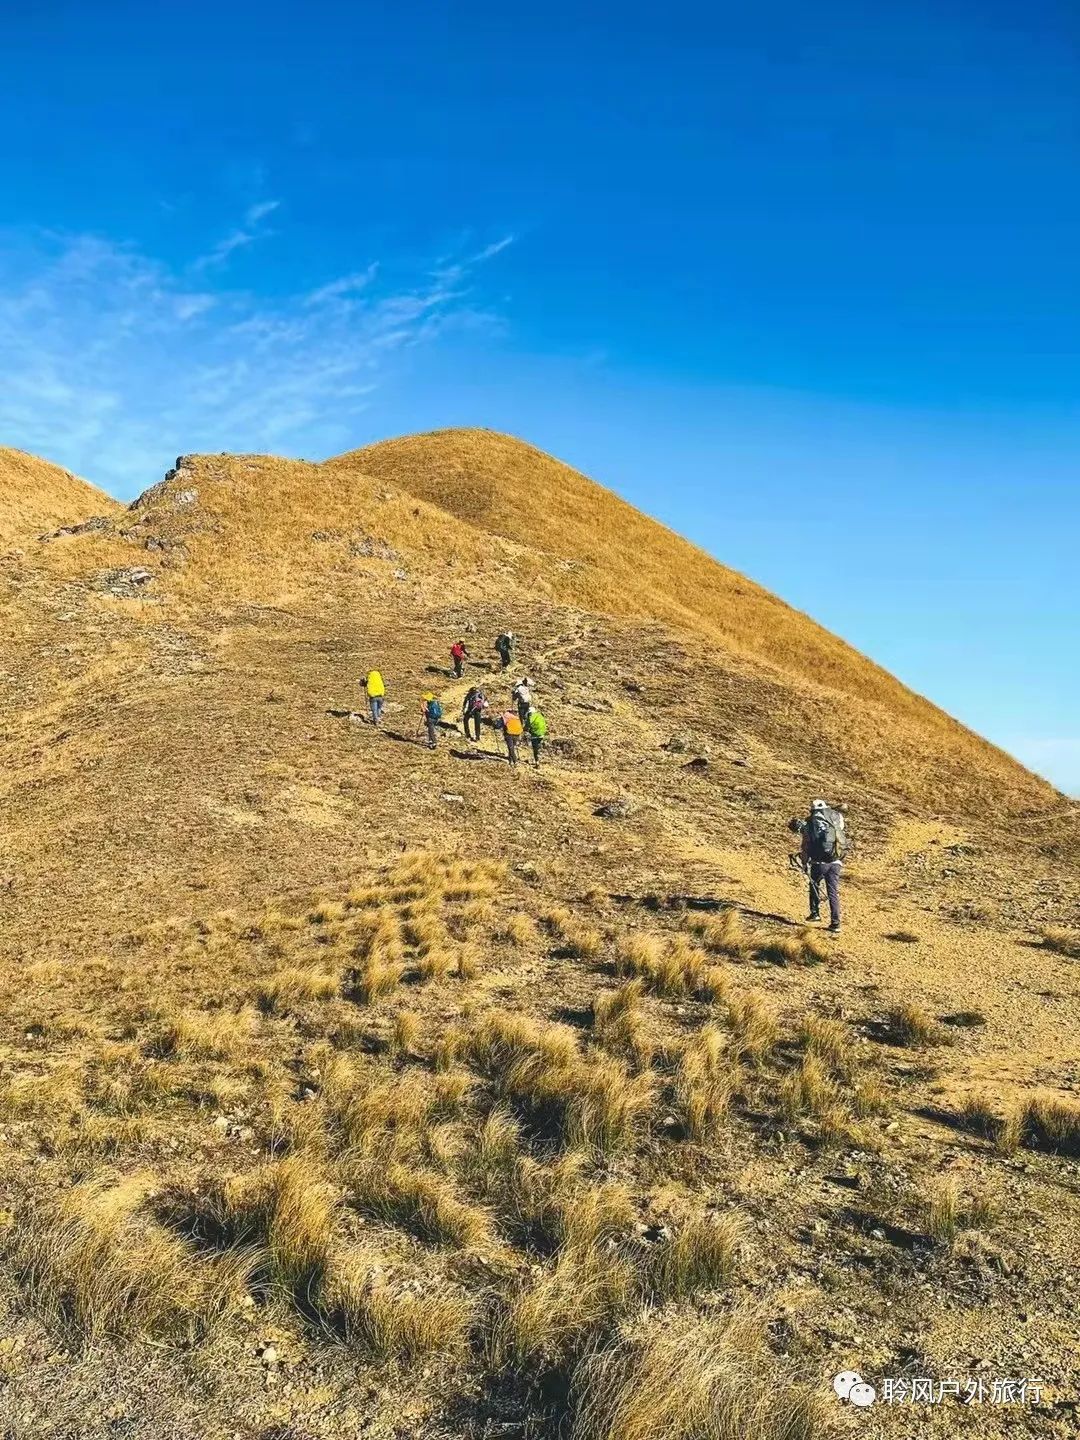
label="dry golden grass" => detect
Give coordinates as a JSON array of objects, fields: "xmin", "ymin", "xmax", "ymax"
[
  {"xmin": 560, "ymin": 923, "xmax": 604, "ymax": 960},
  {"xmin": 571, "ymin": 1311, "xmax": 824, "ymax": 1440},
  {"xmin": 614, "ymin": 933, "xmax": 722, "ymax": 1001},
  {"xmin": 496, "ymin": 912, "xmax": 538, "ymax": 947},
  {"xmin": 724, "ymin": 993, "xmax": 779, "ymax": 1065},
  {"xmin": 779, "ymin": 1054, "xmax": 839, "ymax": 1121},
  {"xmin": 256, "ymin": 966, "xmax": 339, "ymax": 1015},
  {"xmin": 674, "ymin": 1024, "xmax": 739, "ymax": 1140},
  {"xmin": 151, "ymin": 1006, "xmax": 256, "ymax": 1060},
  {"xmin": 18, "ymin": 1175, "xmax": 250, "ymax": 1345},
  {"xmin": 0, "ymin": 445, "xmax": 119, "ymax": 545},
  {"xmin": 1039, "ymin": 928, "xmax": 1080, "ymax": 959},
  {"xmin": 923, "ymin": 1180, "xmax": 997, "ymax": 1245},
  {"xmin": 325, "ymin": 1065, "xmax": 436, "ymax": 1154},
  {"xmin": 566, "ymin": 1057, "xmax": 657, "ymax": 1155},
  {"xmin": 646, "ymin": 1212, "xmax": 741, "ymax": 1300},
  {"xmin": 797, "ymin": 1014, "xmax": 855, "ymax": 1073},
  {"xmin": 389, "ymin": 1009, "xmax": 421, "ymax": 1057},
  {"xmin": 497, "ymin": 1236, "xmax": 635, "ymax": 1370},
  {"xmin": 882, "ymin": 1001, "xmax": 943, "ymax": 1047},
  {"xmin": 321, "ymin": 1256, "xmax": 474, "ymax": 1364},
  {"xmin": 753, "ymin": 927, "xmax": 829, "ymax": 967},
  {"xmin": 349, "ymin": 956, "xmax": 406, "ymax": 1004},
  {"xmin": 686, "ymin": 909, "xmax": 749, "ymax": 958},
  {"xmin": 347, "ymin": 1159, "xmax": 494, "ymax": 1248},
  {"xmin": 1013, "ymin": 1095, "xmax": 1080, "ymax": 1157}
]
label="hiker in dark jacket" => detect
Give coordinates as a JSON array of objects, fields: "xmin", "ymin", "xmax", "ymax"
[
  {"xmin": 421, "ymin": 693, "xmax": 442, "ymax": 751},
  {"xmin": 462, "ymin": 686, "xmax": 487, "ymax": 743},
  {"xmin": 495, "ymin": 632, "xmax": 515, "ymax": 671},
  {"xmin": 797, "ymin": 799, "xmax": 846, "ymax": 933}
]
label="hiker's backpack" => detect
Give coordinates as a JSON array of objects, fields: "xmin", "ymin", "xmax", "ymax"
[
  {"xmin": 529, "ymin": 712, "xmax": 547, "ymax": 739},
  {"xmin": 504, "ymin": 713, "xmax": 523, "ymax": 737},
  {"xmin": 807, "ymin": 807, "xmax": 846, "ymax": 862},
  {"xmin": 427, "ymin": 699, "xmax": 443, "ymax": 722},
  {"xmin": 366, "ymin": 671, "xmax": 385, "ymax": 698}
]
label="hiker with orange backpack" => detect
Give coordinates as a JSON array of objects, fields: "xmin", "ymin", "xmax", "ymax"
[
  {"xmin": 499, "ymin": 708, "xmax": 523, "ymax": 766},
  {"xmin": 450, "ymin": 640, "xmax": 468, "ymax": 678},
  {"xmin": 363, "ymin": 669, "xmax": 386, "ymax": 726}
]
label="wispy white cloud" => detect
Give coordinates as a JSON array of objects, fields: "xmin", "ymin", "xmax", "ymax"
[
  {"xmin": 0, "ymin": 217, "xmax": 513, "ymax": 497},
  {"xmin": 304, "ymin": 264, "xmax": 380, "ymax": 307},
  {"xmin": 192, "ymin": 198, "xmax": 282, "ymax": 271}
]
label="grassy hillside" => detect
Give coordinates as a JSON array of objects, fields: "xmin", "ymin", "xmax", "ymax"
[
  {"xmin": 0, "ymin": 447, "xmax": 119, "ymax": 547},
  {"xmin": 0, "ymin": 430, "xmax": 1076, "ymax": 1439}
]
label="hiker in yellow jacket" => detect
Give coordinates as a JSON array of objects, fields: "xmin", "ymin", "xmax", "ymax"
[{"xmin": 363, "ymin": 670, "xmax": 385, "ymax": 726}]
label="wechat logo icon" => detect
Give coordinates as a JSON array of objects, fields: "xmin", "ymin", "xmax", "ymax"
[{"xmin": 834, "ymin": 1371, "xmax": 877, "ymax": 1407}]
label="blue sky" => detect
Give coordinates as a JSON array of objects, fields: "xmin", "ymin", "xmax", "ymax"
[{"xmin": 1, "ymin": 1, "xmax": 1077, "ymax": 791}]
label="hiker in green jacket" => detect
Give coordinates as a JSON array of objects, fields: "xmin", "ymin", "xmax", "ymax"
[{"xmin": 526, "ymin": 706, "xmax": 547, "ymax": 767}]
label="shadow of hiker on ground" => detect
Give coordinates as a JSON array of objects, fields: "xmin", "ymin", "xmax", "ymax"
[{"xmin": 451, "ymin": 748, "xmax": 508, "ymax": 764}]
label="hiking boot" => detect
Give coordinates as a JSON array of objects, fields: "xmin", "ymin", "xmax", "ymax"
[
  {"xmin": 805, "ymin": 913, "xmax": 820, "ymax": 923},
  {"xmin": 827, "ymin": 923, "xmax": 841, "ymax": 934}
]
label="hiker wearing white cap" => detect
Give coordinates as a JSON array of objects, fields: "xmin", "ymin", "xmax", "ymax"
[{"xmin": 798, "ymin": 799, "xmax": 847, "ymax": 932}]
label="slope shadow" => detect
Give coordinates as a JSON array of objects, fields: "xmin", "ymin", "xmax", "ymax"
[
  {"xmin": 379, "ymin": 729, "xmax": 426, "ymax": 748},
  {"xmin": 609, "ymin": 893, "xmax": 801, "ymax": 927},
  {"xmin": 451, "ymin": 748, "xmax": 508, "ymax": 764}
]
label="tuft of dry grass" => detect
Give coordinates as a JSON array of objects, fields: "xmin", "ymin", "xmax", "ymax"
[
  {"xmin": 560, "ymin": 923, "xmax": 604, "ymax": 960},
  {"xmin": 495, "ymin": 912, "xmax": 538, "ymax": 947},
  {"xmin": 686, "ymin": 909, "xmax": 749, "ymax": 959},
  {"xmin": 349, "ymin": 956, "xmax": 406, "ymax": 1004},
  {"xmin": 571, "ymin": 1310, "xmax": 824, "ymax": 1440},
  {"xmin": 615, "ymin": 934, "xmax": 719, "ymax": 1001},
  {"xmin": 797, "ymin": 1015, "xmax": 855, "ymax": 1074},
  {"xmin": 592, "ymin": 980, "xmax": 657, "ymax": 1068},
  {"xmin": 347, "ymin": 1160, "xmax": 493, "ymax": 1249},
  {"xmin": 725, "ymin": 993, "xmax": 779, "ymax": 1066},
  {"xmin": 1013, "ymin": 1095, "xmax": 1080, "ymax": 1157},
  {"xmin": 646, "ymin": 1212, "xmax": 741, "ymax": 1300},
  {"xmin": 674, "ymin": 1024, "xmax": 739, "ymax": 1140},
  {"xmin": 18, "ymin": 1176, "xmax": 250, "ymax": 1345},
  {"xmin": 881, "ymin": 1002, "xmax": 944, "ymax": 1047},
  {"xmin": 1039, "ymin": 928, "xmax": 1080, "ymax": 959},
  {"xmin": 256, "ymin": 967, "xmax": 339, "ymax": 1015},
  {"xmin": 753, "ymin": 928, "xmax": 829, "ymax": 967},
  {"xmin": 151, "ymin": 1006, "xmax": 255, "ymax": 1061},
  {"xmin": 322, "ymin": 1256, "xmax": 474, "ymax": 1363},
  {"xmin": 779, "ymin": 1054, "xmax": 839, "ymax": 1121},
  {"xmin": 566, "ymin": 1058, "xmax": 657, "ymax": 1155},
  {"xmin": 389, "ymin": 1009, "xmax": 420, "ymax": 1057},
  {"xmin": 497, "ymin": 1235, "xmax": 635, "ymax": 1370},
  {"xmin": 433, "ymin": 1024, "xmax": 468, "ymax": 1073},
  {"xmin": 923, "ymin": 1179, "xmax": 997, "ymax": 1245}
]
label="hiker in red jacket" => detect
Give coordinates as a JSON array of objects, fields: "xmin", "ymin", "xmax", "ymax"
[{"xmin": 450, "ymin": 641, "xmax": 468, "ymax": 678}]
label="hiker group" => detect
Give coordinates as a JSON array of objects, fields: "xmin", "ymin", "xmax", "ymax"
[
  {"xmin": 360, "ymin": 635, "xmax": 850, "ymax": 932},
  {"xmin": 361, "ymin": 629, "xmax": 548, "ymax": 769}
]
